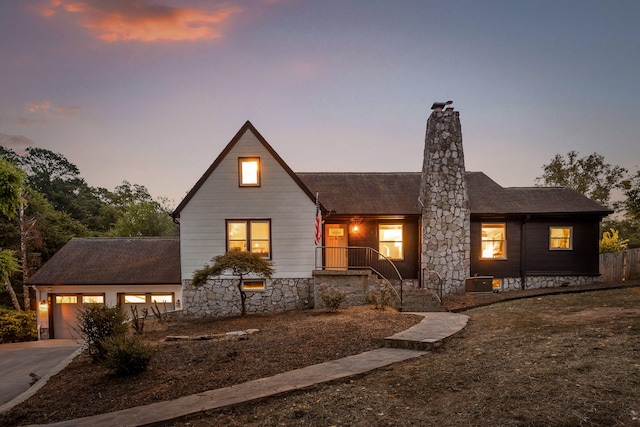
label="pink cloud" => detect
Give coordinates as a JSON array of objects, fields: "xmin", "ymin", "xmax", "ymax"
[
  {"xmin": 23, "ymin": 101, "xmax": 80, "ymax": 122},
  {"xmin": 27, "ymin": 101, "xmax": 51, "ymax": 113},
  {"xmin": 37, "ymin": 0, "xmax": 243, "ymax": 42}
]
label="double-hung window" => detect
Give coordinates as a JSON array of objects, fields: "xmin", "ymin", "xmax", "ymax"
[
  {"xmin": 227, "ymin": 220, "xmax": 271, "ymax": 258},
  {"xmin": 378, "ymin": 224, "xmax": 403, "ymax": 260},
  {"xmin": 481, "ymin": 223, "xmax": 506, "ymax": 259},
  {"xmin": 550, "ymin": 226, "xmax": 573, "ymax": 250}
]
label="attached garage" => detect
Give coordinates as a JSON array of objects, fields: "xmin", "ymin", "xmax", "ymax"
[{"xmin": 27, "ymin": 237, "xmax": 182, "ymax": 340}]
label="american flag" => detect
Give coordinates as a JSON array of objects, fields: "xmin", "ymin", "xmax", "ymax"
[{"xmin": 314, "ymin": 193, "xmax": 322, "ymax": 245}]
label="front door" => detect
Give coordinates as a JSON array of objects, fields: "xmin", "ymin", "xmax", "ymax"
[{"xmin": 325, "ymin": 223, "xmax": 348, "ymax": 270}]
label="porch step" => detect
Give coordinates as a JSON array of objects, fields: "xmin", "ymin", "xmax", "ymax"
[
  {"xmin": 383, "ymin": 312, "xmax": 469, "ymax": 351},
  {"xmin": 400, "ymin": 288, "xmax": 443, "ymax": 313}
]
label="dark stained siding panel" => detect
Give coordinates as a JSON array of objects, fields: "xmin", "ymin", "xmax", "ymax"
[
  {"xmin": 524, "ymin": 218, "xmax": 601, "ymax": 276},
  {"xmin": 470, "ymin": 220, "xmax": 521, "ymax": 278}
]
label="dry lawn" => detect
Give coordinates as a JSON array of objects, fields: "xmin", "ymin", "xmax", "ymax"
[
  {"xmin": 170, "ymin": 286, "xmax": 640, "ymax": 427},
  {"xmin": 0, "ymin": 306, "xmax": 422, "ymax": 426},
  {"xmin": 2, "ymin": 284, "xmax": 639, "ymax": 427}
]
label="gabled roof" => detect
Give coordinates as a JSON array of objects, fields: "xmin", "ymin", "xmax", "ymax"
[
  {"xmin": 27, "ymin": 237, "xmax": 180, "ymax": 285},
  {"xmin": 172, "ymin": 121, "xmax": 319, "ymax": 219},
  {"xmin": 297, "ymin": 171, "xmax": 612, "ymax": 217}
]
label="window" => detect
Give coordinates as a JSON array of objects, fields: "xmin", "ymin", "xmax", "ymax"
[
  {"xmin": 481, "ymin": 223, "xmax": 506, "ymax": 259},
  {"xmin": 151, "ymin": 294, "xmax": 173, "ymax": 304},
  {"xmin": 55, "ymin": 295, "xmax": 77, "ymax": 304},
  {"xmin": 241, "ymin": 280, "xmax": 265, "ymax": 291},
  {"xmin": 124, "ymin": 294, "xmax": 146, "ymax": 304},
  {"xmin": 550, "ymin": 226, "xmax": 573, "ymax": 250},
  {"xmin": 379, "ymin": 224, "xmax": 403, "ymax": 260},
  {"xmin": 82, "ymin": 295, "xmax": 104, "ymax": 304},
  {"xmin": 239, "ymin": 157, "xmax": 260, "ymax": 186},
  {"xmin": 227, "ymin": 220, "xmax": 271, "ymax": 258}
]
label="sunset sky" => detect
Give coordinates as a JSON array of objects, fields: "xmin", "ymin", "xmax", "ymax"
[{"xmin": 1, "ymin": 0, "xmax": 638, "ymax": 205}]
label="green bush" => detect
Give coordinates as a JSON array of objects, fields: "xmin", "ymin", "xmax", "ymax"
[
  {"xmin": 75, "ymin": 304, "xmax": 128, "ymax": 361},
  {"xmin": 0, "ymin": 307, "xmax": 37, "ymax": 343},
  {"xmin": 318, "ymin": 286, "xmax": 347, "ymax": 311},
  {"xmin": 101, "ymin": 335, "xmax": 155, "ymax": 376}
]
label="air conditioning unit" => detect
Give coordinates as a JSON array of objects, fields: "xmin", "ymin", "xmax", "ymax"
[{"xmin": 465, "ymin": 276, "xmax": 494, "ymax": 293}]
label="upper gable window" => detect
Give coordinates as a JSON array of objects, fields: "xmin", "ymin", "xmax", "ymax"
[
  {"xmin": 550, "ymin": 226, "xmax": 573, "ymax": 250},
  {"xmin": 239, "ymin": 157, "xmax": 260, "ymax": 187},
  {"xmin": 481, "ymin": 223, "xmax": 506, "ymax": 259}
]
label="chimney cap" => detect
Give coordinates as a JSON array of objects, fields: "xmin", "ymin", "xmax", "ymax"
[{"xmin": 431, "ymin": 100, "xmax": 453, "ymax": 110}]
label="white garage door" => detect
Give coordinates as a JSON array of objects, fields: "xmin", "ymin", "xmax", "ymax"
[{"xmin": 51, "ymin": 295, "xmax": 104, "ymax": 339}]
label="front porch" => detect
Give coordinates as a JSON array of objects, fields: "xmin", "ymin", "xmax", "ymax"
[{"xmin": 313, "ymin": 246, "xmax": 442, "ymax": 312}]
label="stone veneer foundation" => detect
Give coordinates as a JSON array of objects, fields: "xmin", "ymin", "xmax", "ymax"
[
  {"xmin": 420, "ymin": 108, "xmax": 470, "ymax": 295},
  {"xmin": 182, "ymin": 278, "xmax": 311, "ymax": 317},
  {"xmin": 498, "ymin": 276, "xmax": 596, "ymax": 292}
]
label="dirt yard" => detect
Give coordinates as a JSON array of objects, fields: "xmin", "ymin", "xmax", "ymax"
[{"xmin": 1, "ymin": 284, "xmax": 639, "ymax": 427}]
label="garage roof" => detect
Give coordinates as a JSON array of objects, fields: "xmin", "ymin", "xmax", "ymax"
[{"xmin": 27, "ymin": 237, "xmax": 180, "ymax": 285}]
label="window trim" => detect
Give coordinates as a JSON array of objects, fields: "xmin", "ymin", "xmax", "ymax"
[
  {"xmin": 480, "ymin": 223, "xmax": 507, "ymax": 260},
  {"xmin": 378, "ymin": 223, "xmax": 404, "ymax": 260},
  {"xmin": 238, "ymin": 157, "xmax": 260, "ymax": 187},
  {"xmin": 549, "ymin": 226, "xmax": 573, "ymax": 250},
  {"xmin": 226, "ymin": 219, "xmax": 272, "ymax": 259}
]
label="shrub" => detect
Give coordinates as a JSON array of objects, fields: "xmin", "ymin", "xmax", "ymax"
[
  {"xmin": 365, "ymin": 287, "xmax": 391, "ymax": 310},
  {"xmin": 600, "ymin": 228, "xmax": 629, "ymax": 253},
  {"xmin": 0, "ymin": 307, "xmax": 37, "ymax": 343},
  {"xmin": 75, "ymin": 304, "xmax": 128, "ymax": 361},
  {"xmin": 101, "ymin": 334, "xmax": 155, "ymax": 376},
  {"xmin": 318, "ymin": 286, "xmax": 347, "ymax": 311},
  {"xmin": 130, "ymin": 305, "xmax": 148, "ymax": 335}
]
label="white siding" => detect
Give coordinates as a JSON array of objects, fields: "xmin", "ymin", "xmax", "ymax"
[{"xmin": 180, "ymin": 129, "xmax": 317, "ymax": 281}]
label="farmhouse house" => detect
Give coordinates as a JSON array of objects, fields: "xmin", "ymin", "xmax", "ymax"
[
  {"xmin": 172, "ymin": 106, "xmax": 611, "ymax": 317},
  {"xmin": 28, "ymin": 104, "xmax": 612, "ymax": 337}
]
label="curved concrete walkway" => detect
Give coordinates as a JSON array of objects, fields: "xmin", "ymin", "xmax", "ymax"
[{"xmin": 24, "ymin": 312, "xmax": 468, "ymax": 427}]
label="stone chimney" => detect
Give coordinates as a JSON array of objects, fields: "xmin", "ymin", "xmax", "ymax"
[{"xmin": 420, "ymin": 103, "xmax": 470, "ymax": 294}]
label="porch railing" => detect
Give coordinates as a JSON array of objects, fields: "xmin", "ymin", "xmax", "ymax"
[{"xmin": 315, "ymin": 246, "xmax": 403, "ymax": 306}]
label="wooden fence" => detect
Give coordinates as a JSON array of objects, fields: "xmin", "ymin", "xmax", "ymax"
[{"xmin": 599, "ymin": 248, "xmax": 640, "ymax": 283}]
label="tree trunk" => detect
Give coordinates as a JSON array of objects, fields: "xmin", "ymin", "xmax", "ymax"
[
  {"xmin": 19, "ymin": 201, "xmax": 31, "ymax": 310},
  {"xmin": 4, "ymin": 278, "xmax": 22, "ymax": 310},
  {"xmin": 237, "ymin": 277, "xmax": 247, "ymax": 316}
]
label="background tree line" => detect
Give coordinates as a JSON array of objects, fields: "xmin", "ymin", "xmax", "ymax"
[
  {"xmin": 0, "ymin": 146, "xmax": 177, "ymax": 310},
  {"xmin": 535, "ymin": 150, "xmax": 640, "ymax": 251}
]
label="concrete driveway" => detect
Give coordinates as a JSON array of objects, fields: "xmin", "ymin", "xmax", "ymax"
[{"xmin": 0, "ymin": 339, "xmax": 82, "ymax": 412}]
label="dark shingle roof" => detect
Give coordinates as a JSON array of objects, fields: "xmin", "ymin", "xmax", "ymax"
[
  {"xmin": 298, "ymin": 171, "xmax": 611, "ymax": 216},
  {"xmin": 466, "ymin": 172, "xmax": 612, "ymax": 215},
  {"xmin": 27, "ymin": 237, "xmax": 180, "ymax": 285},
  {"xmin": 298, "ymin": 172, "xmax": 422, "ymax": 215}
]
